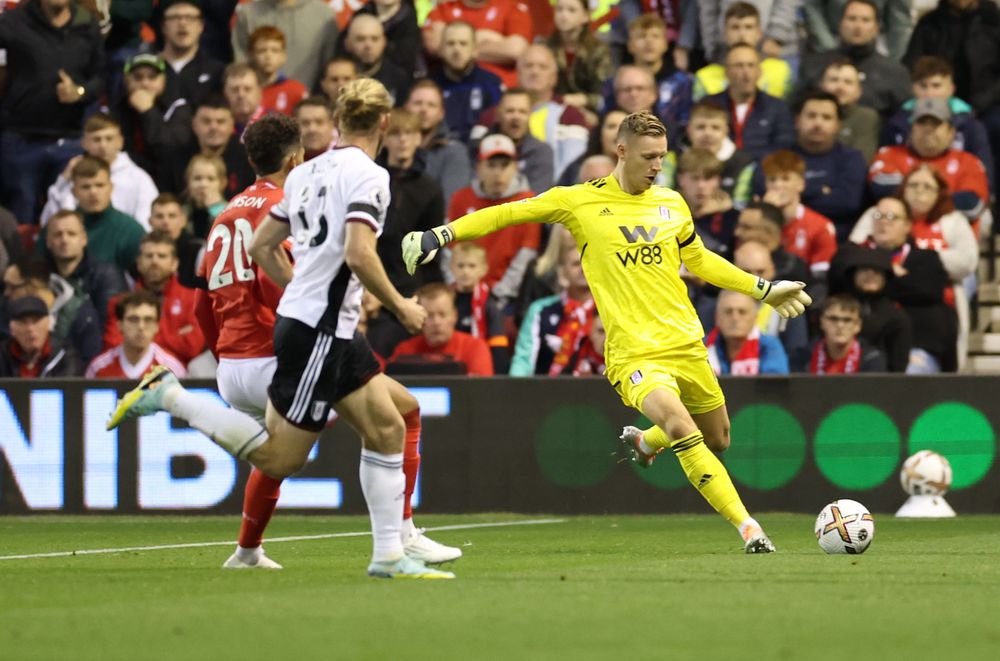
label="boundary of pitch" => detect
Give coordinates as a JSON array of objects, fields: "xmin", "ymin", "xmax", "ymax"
[{"xmin": 0, "ymin": 518, "xmax": 567, "ymax": 561}]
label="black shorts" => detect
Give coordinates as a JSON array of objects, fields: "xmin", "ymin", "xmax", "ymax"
[{"xmin": 268, "ymin": 316, "xmax": 382, "ymax": 432}]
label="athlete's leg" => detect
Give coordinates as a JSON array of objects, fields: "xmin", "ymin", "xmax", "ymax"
[
  {"xmin": 691, "ymin": 404, "xmax": 731, "ymax": 453},
  {"xmin": 630, "ymin": 400, "xmax": 731, "ymax": 456},
  {"xmin": 383, "ymin": 377, "xmax": 462, "ymax": 563},
  {"xmin": 639, "ymin": 389, "xmax": 772, "ymax": 552}
]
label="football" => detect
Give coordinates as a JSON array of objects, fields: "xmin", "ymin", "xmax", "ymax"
[
  {"xmin": 901, "ymin": 450, "xmax": 952, "ymax": 496},
  {"xmin": 815, "ymin": 499, "xmax": 875, "ymax": 554}
]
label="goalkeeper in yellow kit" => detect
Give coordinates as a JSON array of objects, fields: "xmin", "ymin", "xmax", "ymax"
[{"xmin": 403, "ymin": 111, "xmax": 811, "ymax": 553}]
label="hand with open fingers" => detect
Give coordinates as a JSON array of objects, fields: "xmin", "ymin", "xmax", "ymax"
[
  {"xmin": 402, "ymin": 225, "xmax": 453, "ymax": 275},
  {"xmin": 760, "ymin": 280, "xmax": 812, "ymax": 319}
]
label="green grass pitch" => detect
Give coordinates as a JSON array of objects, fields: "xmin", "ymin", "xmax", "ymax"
[{"xmin": 1, "ymin": 513, "xmax": 997, "ymax": 661}]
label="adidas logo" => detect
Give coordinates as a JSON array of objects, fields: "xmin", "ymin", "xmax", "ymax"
[
  {"xmin": 599, "ymin": 207, "xmax": 613, "ymax": 216},
  {"xmin": 697, "ymin": 473, "xmax": 715, "ymax": 488}
]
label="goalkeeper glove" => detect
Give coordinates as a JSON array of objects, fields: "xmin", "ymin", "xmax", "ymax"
[
  {"xmin": 751, "ymin": 278, "xmax": 812, "ymax": 319},
  {"xmin": 402, "ymin": 225, "xmax": 454, "ymax": 275}
]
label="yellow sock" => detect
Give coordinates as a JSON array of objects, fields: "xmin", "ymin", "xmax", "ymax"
[
  {"xmin": 670, "ymin": 431, "xmax": 750, "ymax": 528},
  {"xmin": 641, "ymin": 426, "xmax": 671, "ymax": 450}
]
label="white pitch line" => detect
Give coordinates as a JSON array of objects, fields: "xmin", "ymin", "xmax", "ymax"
[{"xmin": 0, "ymin": 518, "xmax": 567, "ymax": 562}]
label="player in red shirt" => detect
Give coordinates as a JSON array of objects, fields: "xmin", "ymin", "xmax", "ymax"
[
  {"xmin": 88, "ymin": 291, "xmax": 188, "ymax": 379},
  {"xmin": 389, "ymin": 283, "xmax": 495, "ymax": 375},
  {"xmin": 448, "ymin": 134, "xmax": 540, "ymax": 300},
  {"xmin": 423, "ymin": 0, "xmax": 533, "ymax": 88},
  {"xmin": 194, "ymin": 114, "xmax": 459, "ymax": 569},
  {"xmin": 760, "ymin": 150, "xmax": 837, "ymax": 277}
]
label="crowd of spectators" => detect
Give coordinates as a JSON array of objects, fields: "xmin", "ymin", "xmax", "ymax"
[{"xmin": 0, "ymin": 0, "xmax": 995, "ymax": 379}]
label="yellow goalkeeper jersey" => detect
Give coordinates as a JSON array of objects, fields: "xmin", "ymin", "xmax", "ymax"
[{"xmin": 447, "ymin": 174, "xmax": 761, "ymax": 367}]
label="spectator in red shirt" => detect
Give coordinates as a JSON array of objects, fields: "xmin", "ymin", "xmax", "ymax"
[
  {"xmin": 447, "ymin": 133, "xmax": 540, "ymax": 303},
  {"xmin": 248, "ymin": 26, "xmax": 308, "ymax": 117},
  {"xmin": 423, "ymin": 0, "xmax": 533, "ymax": 89},
  {"xmin": 869, "ymin": 98, "xmax": 990, "ymax": 232},
  {"xmin": 810, "ymin": 293, "xmax": 886, "ymax": 374},
  {"xmin": 87, "ymin": 290, "xmax": 187, "ymax": 378},
  {"xmin": 103, "ymin": 230, "xmax": 207, "ymax": 369},
  {"xmin": 388, "ymin": 282, "xmax": 494, "ymax": 375},
  {"xmin": 760, "ymin": 150, "xmax": 838, "ymax": 279}
]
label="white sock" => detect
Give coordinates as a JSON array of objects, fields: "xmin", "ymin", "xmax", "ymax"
[
  {"xmin": 162, "ymin": 385, "xmax": 268, "ymax": 459},
  {"xmin": 401, "ymin": 516, "xmax": 417, "ymax": 540},
  {"xmin": 235, "ymin": 545, "xmax": 262, "ymax": 563},
  {"xmin": 359, "ymin": 449, "xmax": 405, "ymax": 563},
  {"xmin": 738, "ymin": 518, "xmax": 761, "ymax": 539},
  {"xmin": 638, "ymin": 438, "xmax": 656, "ymax": 455}
]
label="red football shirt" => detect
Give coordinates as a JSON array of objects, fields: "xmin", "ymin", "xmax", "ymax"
[
  {"xmin": 782, "ymin": 204, "xmax": 837, "ymax": 273},
  {"xmin": 200, "ymin": 180, "xmax": 286, "ymax": 359},
  {"xmin": 389, "ymin": 330, "xmax": 494, "ymax": 376},
  {"xmin": 104, "ymin": 275, "xmax": 207, "ymax": 364},
  {"xmin": 86, "ymin": 343, "xmax": 188, "ymax": 379},
  {"xmin": 425, "ymin": 0, "xmax": 533, "ymax": 88},
  {"xmin": 261, "ymin": 78, "xmax": 308, "ymax": 116},
  {"xmin": 448, "ymin": 186, "xmax": 540, "ymax": 288}
]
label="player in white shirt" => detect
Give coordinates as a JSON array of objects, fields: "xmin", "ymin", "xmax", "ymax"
[{"xmin": 107, "ymin": 82, "xmax": 455, "ymax": 579}]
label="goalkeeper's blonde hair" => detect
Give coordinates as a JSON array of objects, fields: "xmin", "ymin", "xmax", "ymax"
[
  {"xmin": 336, "ymin": 78, "xmax": 393, "ymax": 136},
  {"xmin": 616, "ymin": 111, "xmax": 667, "ymax": 142}
]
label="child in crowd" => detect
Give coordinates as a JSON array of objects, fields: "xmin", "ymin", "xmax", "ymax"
[
  {"xmin": 248, "ymin": 26, "xmax": 308, "ymax": 116},
  {"xmin": 450, "ymin": 242, "xmax": 510, "ymax": 374},
  {"xmin": 184, "ymin": 154, "xmax": 228, "ymax": 238}
]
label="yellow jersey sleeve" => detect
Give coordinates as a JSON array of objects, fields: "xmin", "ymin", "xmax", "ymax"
[
  {"xmin": 447, "ymin": 187, "xmax": 574, "ymax": 241},
  {"xmin": 678, "ymin": 218, "xmax": 760, "ymax": 297}
]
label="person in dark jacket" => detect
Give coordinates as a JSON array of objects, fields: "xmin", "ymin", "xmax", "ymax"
[
  {"xmin": 470, "ymin": 88, "xmax": 556, "ymax": 195},
  {"xmin": 376, "ymin": 108, "xmax": 445, "ymax": 297},
  {"xmin": 0, "ymin": 0, "xmax": 105, "ymax": 224},
  {"xmin": 405, "ymin": 79, "xmax": 471, "ymax": 207},
  {"xmin": 342, "ymin": 0, "xmax": 423, "ymax": 77},
  {"xmin": 44, "ymin": 209, "xmax": 128, "ymax": 327},
  {"xmin": 114, "ymin": 53, "xmax": 195, "ymax": 176},
  {"xmin": 340, "ymin": 13, "xmax": 411, "ymax": 107},
  {"xmin": 158, "ymin": 0, "xmax": 225, "ymax": 110},
  {"xmin": 752, "ymin": 90, "xmax": 868, "ymax": 240},
  {"xmin": 831, "ymin": 196, "xmax": 956, "ymax": 372},
  {"xmin": 705, "ymin": 44, "xmax": 795, "ymax": 161},
  {"xmin": 0, "ymin": 295, "xmax": 80, "ymax": 377},
  {"xmin": 155, "ymin": 98, "xmax": 255, "ymax": 200},
  {"xmin": 797, "ymin": 0, "xmax": 910, "ymax": 118},
  {"xmin": 428, "ymin": 21, "xmax": 503, "ymax": 143},
  {"xmin": 828, "ymin": 243, "xmax": 912, "ymax": 372},
  {"xmin": 148, "ymin": 194, "xmax": 205, "ymax": 289}
]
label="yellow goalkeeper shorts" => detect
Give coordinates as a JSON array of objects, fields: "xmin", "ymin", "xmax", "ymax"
[{"xmin": 606, "ymin": 340, "xmax": 725, "ymax": 415}]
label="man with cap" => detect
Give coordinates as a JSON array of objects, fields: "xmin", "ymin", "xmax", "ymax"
[
  {"xmin": 869, "ymin": 97, "xmax": 991, "ymax": 229},
  {"xmin": 446, "ymin": 133, "xmax": 541, "ymax": 303},
  {"xmin": 0, "ymin": 295, "xmax": 80, "ymax": 377},
  {"xmin": 113, "ymin": 52, "xmax": 195, "ymax": 176}
]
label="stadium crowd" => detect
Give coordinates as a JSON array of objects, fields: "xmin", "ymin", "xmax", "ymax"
[{"xmin": 0, "ymin": 0, "xmax": 994, "ymax": 379}]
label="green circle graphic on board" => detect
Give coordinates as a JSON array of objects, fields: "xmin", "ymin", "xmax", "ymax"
[
  {"xmin": 629, "ymin": 416, "xmax": 688, "ymax": 489},
  {"xmin": 815, "ymin": 404, "xmax": 901, "ymax": 490},
  {"xmin": 727, "ymin": 404, "xmax": 808, "ymax": 490},
  {"xmin": 908, "ymin": 402, "xmax": 996, "ymax": 490},
  {"xmin": 535, "ymin": 406, "xmax": 617, "ymax": 487}
]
